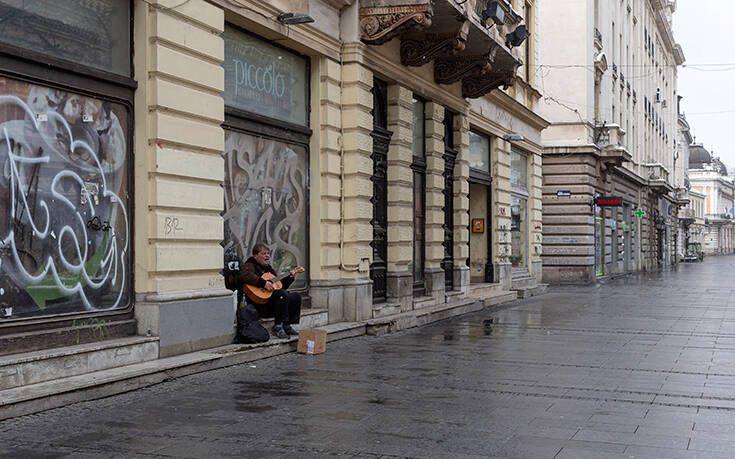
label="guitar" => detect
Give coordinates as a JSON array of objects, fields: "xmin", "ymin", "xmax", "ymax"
[{"xmin": 242, "ymin": 266, "xmax": 305, "ymax": 304}]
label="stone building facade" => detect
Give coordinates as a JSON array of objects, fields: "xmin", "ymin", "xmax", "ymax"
[
  {"xmin": 674, "ymin": 111, "xmax": 693, "ymax": 260},
  {"xmin": 681, "ymin": 190, "xmax": 705, "ymax": 250},
  {"xmin": 0, "ymin": 0, "xmax": 547, "ymax": 360},
  {"xmin": 536, "ymin": 0, "xmax": 686, "ymax": 282},
  {"xmin": 688, "ymin": 144, "xmax": 735, "ymax": 256}
]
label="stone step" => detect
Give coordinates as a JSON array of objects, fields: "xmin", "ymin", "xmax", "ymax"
[
  {"xmin": 0, "ymin": 321, "xmax": 366, "ymax": 422},
  {"xmin": 0, "ymin": 318, "xmax": 137, "ymax": 357},
  {"xmin": 514, "ymin": 284, "xmax": 549, "ymax": 299},
  {"xmin": 0, "ymin": 336, "xmax": 159, "ymax": 391},
  {"xmin": 511, "ymin": 276, "xmax": 538, "ymax": 290},
  {"xmin": 413, "ymin": 295, "xmax": 436, "ymax": 310},
  {"xmin": 483, "ymin": 291, "xmax": 519, "ymax": 307},
  {"xmin": 372, "ymin": 302, "xmax": 402, "ymax": 319},
  {"xmin": 366, "ymin": 296, "xmax": 482, "ymax": 336},
  {"xmin": 468, "ymin": 282, "xmax": 504, "ymax": 298},
  {"xmin": 259, "ymin": 308, "xmax": 328, "ymax": 329}
]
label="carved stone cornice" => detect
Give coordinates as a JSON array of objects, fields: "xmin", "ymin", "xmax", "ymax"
[
  {"xmin": 400, "ymin": 21, "xmax": 469, "ymax": 66},
  {"xmin": 359, "ymin": 0, "xmax": 523, "ymax": 98},
  {"xmin": 462, "ymin": 69, "xmax": 517, "ymax": 99},
  {"xmin": 359, "ymin": 3, "xmax": 433, "ymax": 45}
]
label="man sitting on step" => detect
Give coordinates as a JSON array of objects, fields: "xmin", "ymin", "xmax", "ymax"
[{"xmin": 238, "ymin": 243, "xmax": 301, "ymax": 339}]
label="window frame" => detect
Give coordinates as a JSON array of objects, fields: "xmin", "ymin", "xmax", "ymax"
[
  {"xmin": 468, "ymin": 129, "xmax": 492, "ymax": 185},
  {"xmin": 0, "ymin": 0, "xmax": 136, "ymax": 325},
  {"xmin": 411, "ymin": 96, "xmax": 427, "ymax": 295},
  {"xmin": 221, "ymin": 25, "xmax": 313, "ymax": 294},
  {"xmin": 222, "ymin": 24, "xmax": 311, "ymax": 128},
  {"xmin": 0, "ymin": 0, "xmax": 135, "ymax": 94}
]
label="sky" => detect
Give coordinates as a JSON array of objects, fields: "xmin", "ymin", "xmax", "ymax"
[{"xmin": 673, "ymin": 0, "xmax": 735, "ymax": 168}]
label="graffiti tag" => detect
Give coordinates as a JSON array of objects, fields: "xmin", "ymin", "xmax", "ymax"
[
  {"xmin": 72, "ymin": 317, "xmax": 110, "ymax": 344},
  {"xmin": 164, "ymin": 216, "xmax": 183, "ymax": 235}
]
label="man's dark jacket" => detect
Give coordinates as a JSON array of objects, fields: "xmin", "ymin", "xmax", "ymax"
[{"xmin": 238, "ymin": 257, "xmax": 294, "ymax": 292}]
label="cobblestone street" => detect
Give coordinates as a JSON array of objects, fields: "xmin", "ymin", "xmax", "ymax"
[{"xmin": 4, "ymin": 257, "xmax": 735, "ymax": 458}]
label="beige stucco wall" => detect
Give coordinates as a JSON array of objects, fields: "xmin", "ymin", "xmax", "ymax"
[
  {"xmin": 131, "ymin": 0, "xmax": 548, "ymax": 315},
  {"xmin": 135, "ymin": 0, "xmax": 225, "ymax": 295}
]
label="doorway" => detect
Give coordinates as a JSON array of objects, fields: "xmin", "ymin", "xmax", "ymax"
[
  {"xmin": 370, "ymin": 79, "xmax": 391, "ymax": 303},
  {"xmin": 469, "ymin": 182, "xmax": 492, "ymax": 283}
]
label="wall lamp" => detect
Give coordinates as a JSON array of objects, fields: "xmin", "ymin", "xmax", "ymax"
[
  {"xmin": 506, "ymin": 24, "xmax": 529, "ymax": 48},
  {"xmin": 482, "ymin": 1, "xmax": 505, "ymax": 27},
  {"xmin": 277, "ymin": 12, "xmax": 314, "ymax": 25},
  {"xmin": 503, "ymin": 133, "xmax": 524, "ymax": 142}
]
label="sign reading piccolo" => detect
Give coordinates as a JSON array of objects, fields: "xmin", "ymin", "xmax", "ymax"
[{"xmin": 594, "ymin": 196, "xmax": 623, "ymax": 206}]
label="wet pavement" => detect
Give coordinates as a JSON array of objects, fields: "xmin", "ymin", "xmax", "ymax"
[{"xmin": 4, "ymin": 257, "xmax": 735, "ymax": 458}]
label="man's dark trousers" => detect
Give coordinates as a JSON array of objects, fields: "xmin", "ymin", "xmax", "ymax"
[{"xmin": 257, "ymin": 290, "xmax": 301, "ymax": 326}]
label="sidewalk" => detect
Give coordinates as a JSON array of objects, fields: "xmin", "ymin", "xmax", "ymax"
[
  {"xmin": 4, "ymin": 257, "xmax": 735, "ymax": 457},
  {"xmin": 0, "ymin": 288, "xmax": 519, "ymax": 421}
]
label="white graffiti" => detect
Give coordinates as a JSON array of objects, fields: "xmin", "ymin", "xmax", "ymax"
[
  {"xmin": 0, "ymin": 87, "xmax": 129, "ymax": 313},
  {"xmin": 222, "ymin": 132, "xmax": 305, "ymax": 277}
]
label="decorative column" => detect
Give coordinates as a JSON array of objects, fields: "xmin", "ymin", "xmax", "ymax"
[
  {"xmin": 424, "ymin": 102, "xmax": 446, "ymax": 304},
  {"xmin": 310, "ymin": 47, "xmax": 374, "ymax": 323},
  {"xmin": 387, "ymin": 85, "xmax": 414, "ymax": 311},
  {"xmin": 453, "ymin": 113, "xmax": 470, "ymax": 294},
  {"xmin": 308, "ymin": 56, "xmax": 348, "ymax": 322},
  {"xmin": 134, "ymin": 0, "xmax": 231, "ymax": 357},
  {"xmin": 340, "ymin": 54, "xmax": 374, "ymax": 321},
  {"xmin": 529, "ymin": 151, "xmax": 543, "ymax": 282},
  {"xmin": 493, "ymin": 138, "xmax": 513, "ymax": 289}
]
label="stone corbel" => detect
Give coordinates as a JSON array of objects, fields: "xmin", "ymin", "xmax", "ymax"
[
  {"xmin": 359, "ymin": 3, "xmax": 433, "ymax": 45},
  {"xmin": 461, "ymin": 67, "xmax": 518, "ymax": 98},
  {"xmin": 400, "ymin": 21, "xmax": 470, "ymax": 67},
  {"xmin": 434, "ymin": 48, "xmax": 497, "ymax": 85}
]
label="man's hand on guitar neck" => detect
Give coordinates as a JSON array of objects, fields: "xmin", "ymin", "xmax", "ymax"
[
  {"xmin": 288, "ymin": 268, "xmax": 299, "ymax": 277},
  {"xmin": 264, "ymin": 281, "xmax": 275, "ymax": 291}
]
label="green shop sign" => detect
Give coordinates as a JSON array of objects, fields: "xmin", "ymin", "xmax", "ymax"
[{"xmin": 223, "ymin": 26, "xmax": 308, "ymax": 126}]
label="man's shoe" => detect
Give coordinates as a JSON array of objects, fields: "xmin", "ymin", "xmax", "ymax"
[
  {"xmin": 272, "ymin": 325, "xmax": 288, "ymax": 339},
  {"xmin": 283, "ymin": 325, "xmax": 299, "ymax": 336}
]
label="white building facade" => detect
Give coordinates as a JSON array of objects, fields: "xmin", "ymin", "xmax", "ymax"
[
  {"xmin": 537, "ymin": 0, "xmax": 685, "ymax": 282},
  {"xmin": 688, "ymin": 145, "xmax": 735, "ymax": 256}
]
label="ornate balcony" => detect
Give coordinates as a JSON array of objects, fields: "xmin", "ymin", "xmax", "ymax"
[
  {"xmin": 594, "ymin": 123, "xmax": 631, "ymax": 166},
  {"xmin": 679, "ymin": 207, "xmax": 696, "ymax": 221},
  {"xmin": 644, "ymin": 162, "xmax": 674, "ymax": 194},
  {"xmin": 359, "ymin": 0, "xmax": 524, "ymax": 98}
]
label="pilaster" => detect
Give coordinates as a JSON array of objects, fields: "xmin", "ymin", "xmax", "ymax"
[
  {"xmin": 424, "ymin": 102, "xmax": 445, "ymax": 302},
  {"xmin": 530, "ymin": 152, "xmax": 543, "ymax": 281},
  {"xmin": 493, "ymin": 138, "xmax": 512, "ymax": 288},
  {"xmin": 310, "ymin": 53, "xmax": 374, "ymax": 323},
  {"xmin": 453, "ymin": 112, "xmax": 470, "ymax": 293},
  {"xmin": 315, "ymin": 56, "xmax": 343, "ymax": 281},
  {"xmin": 137, "ymin": 0, "xmax": 225, "ymax": 294},
  {"xmin": 387, "ymin": 84, "xmax": 414, "ymax": 310},
  {"xmin": 135, "ymin": 0, "xmax": 232, "ymax": 356},
  {"xmin": 340, "ymin": 60, "xmax": 374, "ymax": 280}
]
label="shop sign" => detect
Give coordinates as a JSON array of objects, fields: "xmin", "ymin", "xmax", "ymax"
[
  {"xmin": 223, "ymin": 26, "xmax": 308, "ymax": 126},
  {"xmin": 595, "ymin": 196, "xmax": 623, "ymax": 206},
  {"xmin": 472, "ymin": 218, "xmax": 484, "ymax": 233}
]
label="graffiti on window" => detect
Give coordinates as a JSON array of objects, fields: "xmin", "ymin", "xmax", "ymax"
[
  {"xmin": 223, "ymin": 131, "xmax": 307, "ymax": 289},
  {"xmin": 0, "ymin": 79, "xmax": 130, "ymax": 320}
]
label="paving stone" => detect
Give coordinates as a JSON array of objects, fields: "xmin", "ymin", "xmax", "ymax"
[{"xmin": 4, "ymin": 257, "xmax": 735, "ymax": 455}]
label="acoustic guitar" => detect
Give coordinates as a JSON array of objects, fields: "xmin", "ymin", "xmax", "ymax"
[{"xmin": 242, "ymin": 267, "xmax": 305, "ymax": 304}]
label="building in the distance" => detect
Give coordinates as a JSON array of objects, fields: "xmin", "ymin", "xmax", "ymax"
[
  {"xmin": 681, "ymin": 189, "xmax": 706, "ymax": 250},
  {"xmin": 688, "ymin": 144, "xmax": 735, "ymax": 255},
  {"xmin": 537, "ymin": 0, "xmax": 686, "ymax": 282}
]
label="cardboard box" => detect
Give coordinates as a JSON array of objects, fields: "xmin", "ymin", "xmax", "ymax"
[{"xmin": 297, "ymin": 328, "xmax": 327, "ymax": 355}]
